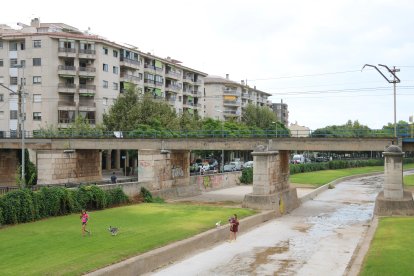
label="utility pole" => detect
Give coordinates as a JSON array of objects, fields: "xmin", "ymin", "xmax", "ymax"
[
  {"xmin": 362, "ymin": 64, "xmax": 400, "ymax": 139},
  {"xmin": 19, "ymin": 79, "xmax": 26, "ymax": 188}
]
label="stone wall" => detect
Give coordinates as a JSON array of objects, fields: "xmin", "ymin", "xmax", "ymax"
[
  {"xmin": 138, "ymin": 150, "xmax": 190, "ymax": 190},
  {"xmin": 37, "ymin": 149, "xmax": 101, "ymax": 185},
  {"xmin": 190, "ymin": 172, "xmax": 241, "ymax": 191},
  {"xmin": 0, "ymin": 149, "xmax": 18, "ymax": 186}
]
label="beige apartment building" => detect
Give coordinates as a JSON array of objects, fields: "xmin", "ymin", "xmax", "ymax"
[
  {"xmin": 272, "ymin": 100, "xmax": 289, "ymax": 126},
  {"xmin": 204, "ymin": 74, "xmax": 272, "ymax": 121},
  {"xmin": 0, "ymin": 18, "xmax": 206, "ymax": 137}
]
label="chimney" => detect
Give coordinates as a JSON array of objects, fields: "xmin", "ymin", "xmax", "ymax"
[
  {"xmin": 226, "ymin": 74, "xmax": 229, "ymax": 79},
  {"xmin": 241, "ymin": 80, "xmax": 245, "ymax": 85},
  {"xmin": 31, "ymin": 18, "xmax": 40, "ymax": 27}
]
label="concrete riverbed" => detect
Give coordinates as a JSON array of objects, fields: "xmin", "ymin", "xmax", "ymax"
[{"xmin": 152, "ymin": 175, "xmax": 384, "ymax": 276}]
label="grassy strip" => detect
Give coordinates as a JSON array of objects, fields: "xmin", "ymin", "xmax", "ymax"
[
  {"xmin": 360, "ymin": 217, "xmax": 414, "ymax": 275},
  {"xmin": 0, "ymin": 203, "xmax": 255, "ymax": 276},
  {"xmin": 404, "ymin": 174, "xmax": 414, "ymax": 186},
  {"xmin": 291, "ymin": 163, "xmax": 414, "ymax": 187}
]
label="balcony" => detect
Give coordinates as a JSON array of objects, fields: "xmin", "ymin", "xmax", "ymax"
[
  {"xmin": 223, "ymin": 100, "xmax": 240, "ymax": 107},
  {"xmin": 120, "ymin": 73, "xmax": 141, "ymax": 84},
  {"xmin": 78, "ymin": 84, "xmax": 96, "ymax": 94},
  {"xmin": 165, "ymin": 71, "xmax": 181, "ymax": 79},
  {"xmin": 183, "ymin": 75, "xmax": 194, "ymax": 83},
  {"xmin": 58, "ymin": 101, "xmax": 76, "ymax": 110},
  {"xmin": 182, "ymin": 89, "xmax": 192, "ymax": 96},
  {"xmin": 78, "ymin": 67, "xmax": 96, "ymax": 77},
  {"xmin": 223, "ymin": 88, "xmax": 239, "ymax": 95},
  {"xmin": 144, "ymin": 79, "xmax": 155, "ymax": 87},
  {"xmin": 242, "ymin": 92, "xmax": 250, "ymax": 98},
  {"xmin": 223, "ymin": 110, "xmax": 240, "ymax": 117},
  {"xmin": 144, "ymin": 64, "xmax": 156, "ymax": 73},
  {"xmin": 78, "ymin": 49, "xmax": 96, "ymax": 59},
  {"xmin": 120, "ymin": 57, "xmax": 140, "ymax": 69},
  {"xmin": 78, "ymin": 101, "xmax": 96, "ymax": 111},
  {"xmin": 58, "ymin": 47, "xmax": 76, "ymax": 58},
  {"xmin": 167, "ymin": 97, "xmax": 176, "ymax": 105},
  {"xmin": 58, "ymin": 83, "xmax": 76, "ymax": 93},
  {"xmin": 192, "ymin": 90, "xmax": 202, "ymax": 97},
  {"xmin": 194, "ymin": 79, "xmax": 203, "ymax": 85},
  {"xmin": 155, "ymin": 81, "xmax": 163, "ymax": 87},
  {"xmin": 58, "ymin": 65, "xmax": 76, "ymax": 76},
  {"xmin": 183, "ymin": 101, "xmax": 195, "ymax": 108},
  {"xmin": 165, "ymin": 85, "xmax": 181, "ymax": 93}
]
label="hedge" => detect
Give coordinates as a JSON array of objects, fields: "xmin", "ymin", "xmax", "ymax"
[
  {"xmin": 0, "ymin": 186, "xmax": 129, "ymax": 226},
  {"xmin": 290, "ymin": 158, "xmax": 414, "ymax": 175}
]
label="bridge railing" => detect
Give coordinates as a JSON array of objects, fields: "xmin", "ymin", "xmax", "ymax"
[{"xmin": 0, "ymin": 126, "xmax": 411, "ymax": 139}]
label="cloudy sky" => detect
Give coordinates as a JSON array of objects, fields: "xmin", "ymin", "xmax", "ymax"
[{"xmin": 2, "ymin": 0, "xmax": 414, "ymax": 129}]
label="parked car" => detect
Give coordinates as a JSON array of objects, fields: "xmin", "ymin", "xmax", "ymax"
[
  {"xmin": 229, "ymin": 161, "xmax": 243, "ymax": 171},
  {"xmin": 244, "ymin": 161, "xmax": 254, "ymax": 168},
  {"xmin": 223, "ymin": 163, "xmax": 236, "ymax": 172},
  {"xmin": 208, "ymin": 159, "xmax": 218, "ymax": 170},
  {"xmin": 291, "ymin": 154, "xmax": 307, "ymax": 164}
]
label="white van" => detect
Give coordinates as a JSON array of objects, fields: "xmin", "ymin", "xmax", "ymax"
[{"xmin": 291, "ymin": 154, "xmax": 306, "ymax": 164}]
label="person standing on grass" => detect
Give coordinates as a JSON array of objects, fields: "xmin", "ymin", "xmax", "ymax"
[{"xmin": 80, "ymin": 210, "xmax": 90, "ymax": 236}]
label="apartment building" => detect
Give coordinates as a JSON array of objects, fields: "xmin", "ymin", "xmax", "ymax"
[
  {"xmin": 204, "ymin": 74, "xmax": 272, "ymax": 121},
  {"xmin": 272, "ymin": 100, "xmax": 289, "ymax": 126},
  {"xmin": 0, "ymin": 18, "xmax": 206, "ymax": 136}
]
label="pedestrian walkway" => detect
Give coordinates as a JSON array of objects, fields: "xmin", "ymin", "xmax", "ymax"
[{"xmin": 152, "ymin": 175, "xmax": 383, "ymax": 275}]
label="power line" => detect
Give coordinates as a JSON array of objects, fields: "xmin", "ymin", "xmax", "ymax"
[{"xmin": 247, "ymin": 69, "xmax": 364, "ymax": 81}]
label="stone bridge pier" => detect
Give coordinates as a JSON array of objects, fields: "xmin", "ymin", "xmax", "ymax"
[
  {"xmin": 37, "ymin": 149, "xmax": 102, "ymax": 185},
  {"xmin": 138, "ymin": 150, "xmax": 192, "ymax": 195},
  {"xmin": 0, "ymin": 149, "xmax": 19, "ymax": 186},
  {"xmin": 243, "ymin": 148, "xmax": 300, "ymax": 213}
]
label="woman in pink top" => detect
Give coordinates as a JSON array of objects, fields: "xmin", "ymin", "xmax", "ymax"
[{"xmin": 80, "ymin": 210, "xmax": 90, "ymax": 236}]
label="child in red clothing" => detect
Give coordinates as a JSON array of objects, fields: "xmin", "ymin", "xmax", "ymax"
[
  {"xmin": 80, "ymin": 210, "xmax": 90, "ymax": 236},
  {"xmin": 229, "ymin": 214, "xmax": 239, "ymax": 241}
]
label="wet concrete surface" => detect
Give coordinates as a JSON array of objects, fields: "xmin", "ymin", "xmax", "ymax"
[{"xmin": 153, "ymin": 175, "xmax": 384, "ymax": 276}]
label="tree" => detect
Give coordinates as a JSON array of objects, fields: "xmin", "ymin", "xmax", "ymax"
[{"xmin": 242, "ymin": 104, "xmax": 278, "ymax": 129}]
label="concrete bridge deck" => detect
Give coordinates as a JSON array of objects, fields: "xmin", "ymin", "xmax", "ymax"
[{"xmin": 0, "ymin": 137, "xmax": 407, "ymax": 151}]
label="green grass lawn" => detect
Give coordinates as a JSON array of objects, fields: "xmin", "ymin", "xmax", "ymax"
[
  {"xmin": 404, "ymin": 174, "xmax": 414, "ymax": 187},
  {"xmin": 290, "ymin": 163, "xmax": 414, "ymax": 187},
  {"xmin": 360, "ymin": 217, "xmax": 414, "ymax": 276},
  {"xmin": 0, "ymin": 203, "xmax": 255, "ymax": 276}
]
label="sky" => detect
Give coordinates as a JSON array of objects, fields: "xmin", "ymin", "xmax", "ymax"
[{"xmin": 2, "ymin": 0, "xmax": 414, "ymax": 129}]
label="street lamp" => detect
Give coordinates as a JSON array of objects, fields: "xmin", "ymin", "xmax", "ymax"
[
  {"xmin": 362, "ymin": 64, "xmax": 400, "ymax": 139},
  {"xmin": 0, "ymin": 64, "xmax": 25, "ymax": 187},
  {"xmin": 272, "ymin": 121, "xmax": 278, "ymax": 137},
  {"xmin": 216, "ymin": 109, "xmax": 225, "ymax": 172}
]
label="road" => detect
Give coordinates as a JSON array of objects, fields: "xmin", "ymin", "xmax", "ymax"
[{"xmin": 152, "ymin": 175, "xmax": 383, "ymax": 276}]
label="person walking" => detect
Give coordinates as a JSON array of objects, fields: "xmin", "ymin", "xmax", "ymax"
[
  {"xmin": 80, "ymin": 210, "xmax": 91, "ymax": 236},
  {"xmin": 229, "ymin": 214, "xmax": 239, "ymax": 242},
  {"xmin": 111, "ymin": 172, "xmax": 117, "ymax": 183}
]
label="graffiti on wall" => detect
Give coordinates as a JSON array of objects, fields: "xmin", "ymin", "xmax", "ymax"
[
  {"xmin": 198, "ymin": 174, "xmax": 227, "ymax": 190},
  {"xmin": 171, "ymin": 166, "xmax": 184, "ymax": 178}
]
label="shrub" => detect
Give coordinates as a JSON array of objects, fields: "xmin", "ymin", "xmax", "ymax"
[
  {"xmin": 74, "ymin": 185, "xmax": 108, "ymax": 210},
  {"xmin": 240, "ymin": 168, "xmax": 253, "ymax": 184},
  {"xmin": 140, "ymin": 187, "xmax": 158, "ymax": 203},
  {"xmin": 0, "ymin": 206, "xmax": 3, "ymax": 226},
  {"xmin": 0, "ymin": 189, "xmax": 36, "ymax": 224},
  {"xmin": 290, "ymin": 159, "xmax": 387, "ymax": 175},
  {"xmin": 106, "ymin": 188, "xmax": 129, "ymax": 206},
  {"xmin": 39, "ymin": 187, "xmax": 76, "ymax": 216}
]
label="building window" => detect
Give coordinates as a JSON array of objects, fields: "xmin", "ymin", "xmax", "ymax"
[
  {"xmin": 103, "ymin": 63, "xmax": 108, "ymax": 72},
  {"xmin": 103, "ymin": 80, "xmax": 108, "ymax": 88},
  {"xmin": 155, "ymin": 75, "xmax": 163, "ymax": 83},
  {"xmin": 113, "ymin": 50, "xmax": 118, "ymax": 58},
  {"xmin": 113, "ymin": 66, "xmax": 118, "ymax": 74},
  {"xmin": 33, "ymin": 58, "xmax": 41, "ymax": 66},
  {"xmin": 0, "ymin": 59, "xmax": 3, "ymax": 67},
  {"xmin": 103, "ymin": 97, "xmax": 108, "ymax": 106},
  {"xmin": 33, "ymin": 94, "xmax": 42, "ymax": 102},
  {"xmin": 103, "ymin": 47, "xmax": 108, "ymax": 55},
  {"xmin": 10, "ymin": 59, "xmax": 18, "ymax": 67},
  {"xmin": 33, "ymin": 76, "xmax": 42, "ymax": 84},
  {"xmin": 10, "ymin": 77, "xmax": 18, "ymax": 85},
  {"xmin": 0, "ymin": 111, "xmax": 4, "ymax": 119},
  {"xmin": 113, "ymin": 82, "xmax": 118, "ymax": 90},
  {"xmin": 0, "ymin": 76, "xmax": 3, "ymax": 84},
  {"xmin": 33, "ymin": 112, "xmax": 42, "ymax": 121},
  {"xmin": 0, "ymin": 41, "xmax": 3, "ymax": 49},
  {"xmin": 33, "ymin": 40, "xmax": 41, "ymax": 48},
  {"xmin": 10, "ymin": 110, "xmax": 18, "ymax": 120},
  {"xmin": 20, "ymin": 60, "xmax": 26, "ymax": 67},
  {"xmin": 0, "ymin": 94, "xmax": 3, "ymax": 102},
  {"xmin": 9, "ymin": 42, "xmax": 17, "ymax": 51}
]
